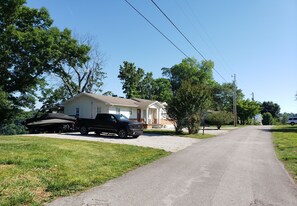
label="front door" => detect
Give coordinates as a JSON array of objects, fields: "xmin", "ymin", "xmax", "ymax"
[{"xmin": 137, "ymin": 109, "xmax": 141, "ymax": 122}]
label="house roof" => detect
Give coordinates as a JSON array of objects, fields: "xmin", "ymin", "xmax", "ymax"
[
  {"xmin": 64, "ymin": 93, "xmax": 164, "ymax": 109},
  {"xmin": 132, "ymin": 98, "xmax": 163, "ymax": 108}
]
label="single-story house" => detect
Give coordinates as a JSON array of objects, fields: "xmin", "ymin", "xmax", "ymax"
[{"xmin": 63, "ymin": 93, "xmax": 173, "ymax": 128}]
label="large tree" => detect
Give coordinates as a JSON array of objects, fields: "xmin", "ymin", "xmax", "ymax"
[
  {"xmin": 118, "ymin": 62, "xmax": 172, "ymax": 102},
  {"xmin": 164, "ymin": 57, "xmax": 214, "ymax": 134},
  {"xmin": 151, "ymin": 78, "xmax": 172, "ymax": 102},
  {"xmin": 40, "ymin": 34, "xmax": 106, "ymax": 111},
  {"xmin": 211, "ymin": 82, "xmax": 244, "ymax": 112},
  {"xmin": 261, "ymin": 101, "xmax": 280, "ymax": 118},
  {"xmin": 237, "ymin": 99, "xmax": 261, "ymax": 125},
  {"xmin": 137, "ymin": 72, "xmax": 156, "ymax": 100},
  {"xmin": 118, "ymin": 61, "xmax": 144, "ymax": 99},
  {"xmin": 167, "ymin": 80, "xmax": 211, "ymax": 134},
  {"xmin": 0, "ymin": 0, "xmax": 89, "ymax": 122},
  {"xmin": 162, "ymin": 58, "xmax": 214, "ymax": 94},
  {"xmin": 51, "ymin": 34, "xmax": 106, "ymax": 97}
]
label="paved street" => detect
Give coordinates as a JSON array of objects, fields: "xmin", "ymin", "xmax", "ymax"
[{"xmin": 48, "ymin": 126, "xmax": 297, "ymax": 206}]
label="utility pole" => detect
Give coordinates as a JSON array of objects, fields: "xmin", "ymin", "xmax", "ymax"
[
  {"xmin": 232, "ymin": 74, "xmax": 237, "ymax": 127},
  {"xmin": 251, "ymin": 92, "xmax": 254, "ymax": 101}
]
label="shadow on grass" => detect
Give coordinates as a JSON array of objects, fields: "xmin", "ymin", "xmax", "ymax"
[
  {"xmin": 143, "ymin": 130, "xmax": 214, "ymax": 139},
  {"xmin": 270, "ymin": 126, "xmax": 297, "ymax": 133},
  {"xmin": 143, "ymin": 130, "xmax": 176, "ymax": 136}
]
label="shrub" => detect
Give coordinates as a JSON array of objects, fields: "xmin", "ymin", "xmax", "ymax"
[
  {"xmin": 207, "ymin": 111, "xmax": 233, "ymax": 129},
  {"xmin": 262, "ymin": 112, "xmax": 273, "ymax": 125}
]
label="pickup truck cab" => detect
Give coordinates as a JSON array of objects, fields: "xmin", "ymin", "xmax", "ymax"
[{"xmin": 77, "ymin": 113, "xmax": 143, "ymax": 138}]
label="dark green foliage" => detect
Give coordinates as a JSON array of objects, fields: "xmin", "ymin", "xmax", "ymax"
[
  {"xmin": 167, "ymin": 80, "xmax": 211, "ymax": 134},
  {"xmin": 207, "ymin": 111, "xmax": 234, "ymax": 129},
  {"xmin": 151, "ymin": 78, "xmax": 172, "ymax": 102},
  {"xmin": 118, "ymin": 61, "xmax": 145, "ymax": 99},
  {"xmin": 162, "ymin": 58, "xmax": 214, "ymax": 94},
  {"xmin": 138, "ymin": 72, "xmax": 155, "ymax": 99},
  {"xmin": 211, "ymin": 82, "xmax": 244, "ymax": 112},
  {"xmin": 118, "ymin": 62, "xmax": 172, "ymax": 102},
  {"xmin": 261, "ymin": 101, "xmax": 280, "ymax": 118},
  {"xmin": 237, "ymin": 99, "xmax": 261, "ymax": 125},
  {"xmin": 0, "ymin": 0, "xmax": 90, "ymax": 123},
  {"xmin": 165, "ymin": 58, "xmax": 214, "ymax": 134},
  {"xmin": 102, "ymin": 91, "xmax": 116, "ymax": 96},
  {"xmin": 262, "ymin": 112, "xmax": 273, "ymax": 125},
  {"xmin": 0, "ymin": 110, "xmax": 35, "ymax": 135}
]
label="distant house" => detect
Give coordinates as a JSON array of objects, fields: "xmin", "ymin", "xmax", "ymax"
[{"xmin": 63, "ymin": 93, "xmax": 172, "ymax": 128}]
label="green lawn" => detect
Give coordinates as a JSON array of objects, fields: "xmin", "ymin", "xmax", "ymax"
[
  {"xmin": 143, "ymin": 129, "xmax": 214, "ymax": 139},
  {"xmin": 272, "ymin": 125, "xmax": 297, "ymax": 181},
  {"xmin": 0, "ymin": 136, "xmax": 169, "ymax": 206}
]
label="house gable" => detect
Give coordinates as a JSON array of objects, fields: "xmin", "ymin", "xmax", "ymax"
[{"xmin": 64, "ymin": 94, "xmax": 109, "ymax": 119}]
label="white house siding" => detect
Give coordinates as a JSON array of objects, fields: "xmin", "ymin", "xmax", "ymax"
[
  {"xmin": 63, "ymin": 93, "xmax": 172, "ymax": 126},
  {"xmin": 64, "ymin": 96, "xmax": 108, "ymax": 119},
  {"xmin": 108, "ymin": 106, "xmax": 137, "ymax": 119}
]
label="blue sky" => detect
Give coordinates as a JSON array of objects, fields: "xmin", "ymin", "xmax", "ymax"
[{"xmin": 26, "ymin": 0, "xmax": 297, "ymax": 113}]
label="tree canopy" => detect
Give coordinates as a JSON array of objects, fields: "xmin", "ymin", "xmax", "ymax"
[
  {"xmin": 118, "ymin": 61, "xmax": 145, "ymax": 99},
  {"xmin": 0, "ymin": 0, "xmax": 104, "ymax": 122},
  {"xmin": 118, "ymin": 61, "xmax": 172, "ymax": 102},
  {"xmin": 165, "ymin": 58, "xmax": 214, "ymax": 134},
  {"xmin": 162, "ymin": 58, "xmax": 214, "ymax": 94},
  {"xmin": 211, "ymin": 82, "xmax": 245, "ymax": 112},
  {"xmin": 237, "ymin": 99, "xmax": 261, "ymax": 125},
  {"xmin": 261, "ymin": 101, "xmax": 280, "ymax": 118}
]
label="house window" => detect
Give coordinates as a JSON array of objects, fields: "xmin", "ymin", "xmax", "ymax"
[
  {"xmin": 130, "ymin": 108, "xmax": 132, "ymax": 115},
  {"xmin": 116, "ymin": 108, "xmax": 120, "ymax": 114},
  {"xmin": 76, "ymin": 108, "xmax": 79, "ymax": 118},
  {"xmin": 97, "ymin": 107, "xmax": 101, "ymax": 114}
]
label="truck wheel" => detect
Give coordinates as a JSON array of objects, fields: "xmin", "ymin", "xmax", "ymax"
[
  {"xmin": 132, "ymin": 135, "xmax": 139, "ymax": 138},
  {"xmin": 118, "ymin": 129, "xmax": 127, "ymax": 138},
  {"xmin": 291, "ymin": 122, "xmax": 295, "ymax": 126},
  {"xmin": 95, "ymin": 130, "xmax": 101, "ymax": 136},
  {"xmin": 80, "ymin": 126, "xmax": 89, "ymax": 135}
]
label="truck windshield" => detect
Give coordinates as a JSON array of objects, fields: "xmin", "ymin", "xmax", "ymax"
[{"xmin": 115, "ymin": 114, "xmax": 129, "ymax": 121}]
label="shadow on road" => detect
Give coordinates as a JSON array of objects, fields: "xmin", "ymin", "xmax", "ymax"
[{"xmin": 62, "ymin": 133, "xmax": 137, "ymax": 139}]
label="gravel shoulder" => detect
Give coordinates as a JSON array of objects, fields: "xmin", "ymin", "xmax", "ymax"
[
  {"xmin": 22, "ymin": 132, "xmax": 197, "ymax": 152},
  {"xmin": 22, "ymin": 127, "xmax": 235, "ymax": 152}
]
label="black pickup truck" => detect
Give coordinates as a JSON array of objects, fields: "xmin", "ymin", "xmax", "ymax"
[{"xmin": 77, "ymin": 113, "xmax": 143, "ymax": 138}]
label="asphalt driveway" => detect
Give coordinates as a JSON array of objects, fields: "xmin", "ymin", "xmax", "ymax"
[{"xmin": 47, "ymin": 126, "xmax": 297, "ymax": 206}]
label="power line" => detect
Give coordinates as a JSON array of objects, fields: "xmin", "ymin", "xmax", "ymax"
[
  {"xmin": 123, "ymin": 0, "xmax": 189, "ymax": 58},
  {"xmin": 150, "ymin": 0, "xmax": 227, "ymax": 82},
  {"xmin": 184, "ymin": 0, "xmax": 235, "ymax": 76},
  {"xmin": 151, "ymin": 0, "xmax": 206, "ymax": 60}
]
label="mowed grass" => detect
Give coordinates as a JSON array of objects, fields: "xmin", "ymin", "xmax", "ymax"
[
  {"xmin": 272, "ymin": 125, "xmax": 297, "ymax": 181},
  {"xmin": 0, "ymin": 136, "xmax": 169, "ymax": 206},
  {"xmin": 143, "ymin": 129, "xmax": 214, "ymax": 139}
]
